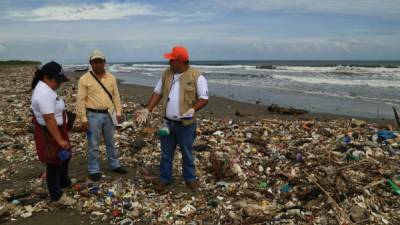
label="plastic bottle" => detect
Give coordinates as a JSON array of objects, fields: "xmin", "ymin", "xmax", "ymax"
[
  {"xmin": 280, "ymin": 184, "xmax": 292, "ymax": 193},
  {"xmin": 90, "ymin": 186, "xmax": 99, "ymax": 194},
  {"xmin": 387, "ymin": 179, "xmax": 400, "ymax": 195},
  {"xmin": 157, "ymin": 120, "xmax": 170, "ymax": 136},
  {"xmin": 108, "ymin": 189, "xmax": 115, "ymax": 197},
  {"xmin": 343, "ymin": 135, "xmax": 351, "ymax": 144},
  {"xmin": 58, "ymin": 149, "xmax": 71, "ymax": 161},
  {"xmin": 11, "ymin": 199, "xmax": 21, "ymax": 205},
  {"xmin": 295, "ymin": 151, "xmax": 303, "ymax": 161},
  {"xmin": 259, "ymin": 182, "xmax": 269, "ymax": 190}
]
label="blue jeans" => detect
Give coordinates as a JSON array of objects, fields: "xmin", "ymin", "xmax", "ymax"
[
  {"xmin": 159, "ymin": 120, "xmax": 197, "ymax": 184},
  {"xmin": 87, "ymin": 111, "xmax": 121, "ymax": 174}
]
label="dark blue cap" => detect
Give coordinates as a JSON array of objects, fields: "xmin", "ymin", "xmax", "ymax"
[{"xmin": 41, "ymin": 61, "xmax": 68, "ymax": 82}]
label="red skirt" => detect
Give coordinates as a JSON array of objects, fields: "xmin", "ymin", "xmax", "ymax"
[{"xmin": 33, "ymin": 114, "xmax": 71, "ymax": 164}]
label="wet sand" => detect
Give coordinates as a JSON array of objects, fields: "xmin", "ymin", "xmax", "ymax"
[{"xmin": 117, "ymin": 83, "xmax": 395, "ymax": 126}]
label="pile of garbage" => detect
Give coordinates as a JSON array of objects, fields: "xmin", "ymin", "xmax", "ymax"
[{"xmin": 0, "ymin": 66, "xmax": 399, "ymax": 224}]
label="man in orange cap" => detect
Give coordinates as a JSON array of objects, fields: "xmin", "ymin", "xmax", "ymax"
[{"xmin": 137, "ymin": 46, "xmax": 209, "ymax": 193}]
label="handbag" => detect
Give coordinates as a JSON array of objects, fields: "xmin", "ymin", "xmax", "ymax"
[{"xmin": 66, "ymin": 111, "xmax": 76, "ymax": 131}]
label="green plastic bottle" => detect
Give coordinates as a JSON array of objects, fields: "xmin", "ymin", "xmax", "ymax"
[
  {"xmin": 387, "ymin": 179, "xmax": 400, "ymax": 195},
  {"xmin": 157, "ymin": 121, "xmax": 170, "ymax": 136},
  {"xmin": 157, "ymin": 127, "xmax": 170, "ymax": 136}
]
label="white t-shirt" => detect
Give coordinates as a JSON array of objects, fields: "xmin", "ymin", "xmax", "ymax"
[
  {"xmin": 31, "ymin": 81, "xmax": 65, "ymax": 126},
  {"xmin": 154, "ymin": 73, "xmax": 208, "ymax": 120}
]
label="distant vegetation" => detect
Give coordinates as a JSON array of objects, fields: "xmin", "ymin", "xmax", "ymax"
[
  {"xmin": 0, "ymin": 60, "xmax": 41, "ymax": 67},
  {"xmin": 310, "ymin": 64, "xmax": 400, "ymax": 68},
  {"xmin": 255, "ymin": 64, "xmax": 399, "ymax": 69}
]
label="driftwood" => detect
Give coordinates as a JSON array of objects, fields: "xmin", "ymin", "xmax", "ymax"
[{"xmin": 268, "ymin": 104, "xmax": 308, "ymax": 115}]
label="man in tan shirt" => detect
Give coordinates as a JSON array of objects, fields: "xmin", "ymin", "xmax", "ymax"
[{"xmin": 76, "ymin": 50, "xmax": 127, "ymax": 181}]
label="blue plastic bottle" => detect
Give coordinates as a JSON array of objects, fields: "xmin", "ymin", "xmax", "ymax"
[
  {"xmin": 58, "ymin": 149, "xmax": 71, "ymax": 161},
  {"xmin": 343, "ymin": 135, "xmax": 351, "ymax": 144}
]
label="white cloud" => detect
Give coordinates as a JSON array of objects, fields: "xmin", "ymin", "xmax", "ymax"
[
  {"xmin": 6, "ymin": 2, "xmax": 156, "ymax": 21},
  {"xmin": 159, "ymin": 11, "xmax": 213, "ymax": 23},
  {"xmin": 4, "ymin": 2, "xmax": 212, "ymax": 23},
  {"xmin": 217, "ymin": 0, "xmax": 400, "ymax": 18}
]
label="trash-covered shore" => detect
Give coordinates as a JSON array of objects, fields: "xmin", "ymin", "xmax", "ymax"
[{"xmin": 0, "ymin": 66, "xmax": 399, "ymax": 225}]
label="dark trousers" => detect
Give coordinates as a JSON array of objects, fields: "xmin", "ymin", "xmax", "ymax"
[{"xmin": 46, "ymin": 158, "xmax": 71, "ymax": 201}]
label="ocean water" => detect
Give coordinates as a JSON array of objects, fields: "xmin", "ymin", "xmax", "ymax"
[{"xmin": 64, "ymin": 60, "xmax": 400, "ymax": 119}]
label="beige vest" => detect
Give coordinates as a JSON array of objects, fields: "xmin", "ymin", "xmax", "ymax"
[{"xmin": 161, "ymin": 66, "xmax": 200, "ymax": 126}]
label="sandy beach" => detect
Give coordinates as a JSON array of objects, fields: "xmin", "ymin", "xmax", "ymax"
[
  {"xmin": 0, "ymin": 66, "xmax": 399, "ymax": 225},
  {"xmin": 1, "ymin": 0, "xmax": 399, "ymax": 223}
]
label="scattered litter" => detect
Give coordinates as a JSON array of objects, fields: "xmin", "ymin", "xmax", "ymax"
[{"xmin": 0, "ymin": 65, "xmax": 399, "ymax": 224}]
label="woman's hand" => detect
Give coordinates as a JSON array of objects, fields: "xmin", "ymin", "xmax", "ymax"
[
  {"xmin": 58, "ymin": 139, "xmax": 71, "ymax": 149},
  {"xmin": 43, "ymin": 113, "xmax": 70, "ymax": 148}
]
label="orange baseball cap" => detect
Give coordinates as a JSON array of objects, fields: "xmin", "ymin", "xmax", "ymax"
[{"xmin": 163, "ymin": 46, "xmax": 189, "ymax": 62}]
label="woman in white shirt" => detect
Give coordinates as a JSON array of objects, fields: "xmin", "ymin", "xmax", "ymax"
[{"xmin": 31, "ymin": 61, "xmax": 75, "ymax": 206}]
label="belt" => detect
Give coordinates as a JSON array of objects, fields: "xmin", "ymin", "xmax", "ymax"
[
  {"xmin": 87, "ymin": 108, "xmax": 108, "ymax": 113},
  {"xmin": 164, "ymin": 117, "xmax": 183, "ymax": 124}
]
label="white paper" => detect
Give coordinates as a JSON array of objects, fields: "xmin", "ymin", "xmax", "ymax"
[
  {"xmin": 177, "ymin": 115, "xmax": 193, "ymax": 120},
  {"xmin": 109, "ymin": 111, "xmax": 120, "ymax": 127}
]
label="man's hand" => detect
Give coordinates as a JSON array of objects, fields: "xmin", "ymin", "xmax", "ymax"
[
  {"xmin": 136, "ymin": 108, "xmax": 150, "ymax": 124},
  {"xmin": 116, "ymin": 115, "xmax": 122, "ymax": 124},
  {"xmin": 80, "ymin": 121, "xmax": 89, "ymax": 131},
  {"xmin": 182, "ymin": 108, "xmax": 195, "ymax": 117}
]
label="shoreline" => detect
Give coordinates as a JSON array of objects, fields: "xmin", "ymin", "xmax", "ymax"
[
  {"xmin": 120, "ymin": 83, "xmax": 395, "ymax": 125},
  {"xmin": 66, "ymin": 71, "xmax": 396, "ymax": 125}
]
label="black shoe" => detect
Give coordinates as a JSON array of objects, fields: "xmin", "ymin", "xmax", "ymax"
[
  {"xmin": 155, "ymin": 182, "xmax": 171, "ymax": 194},
  {"xmin": 111, "ymin": 167, "xmax": 127, "ymax": 174},
  {"xmin": 60, "ymin": 179, "xmax": 72, "ymax": 189},
  {"xmin": 185, "ymin": 181, "xmax": 199, "ymax": 192},
  {"xmin": 89, "ymin": 173, "xmax": 101, "ymax": 182}
]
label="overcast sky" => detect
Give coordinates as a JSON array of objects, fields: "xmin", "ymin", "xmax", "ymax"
[{"xmin": 0, "ymin": 0, "xmax": 399, "ymax": 63}]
